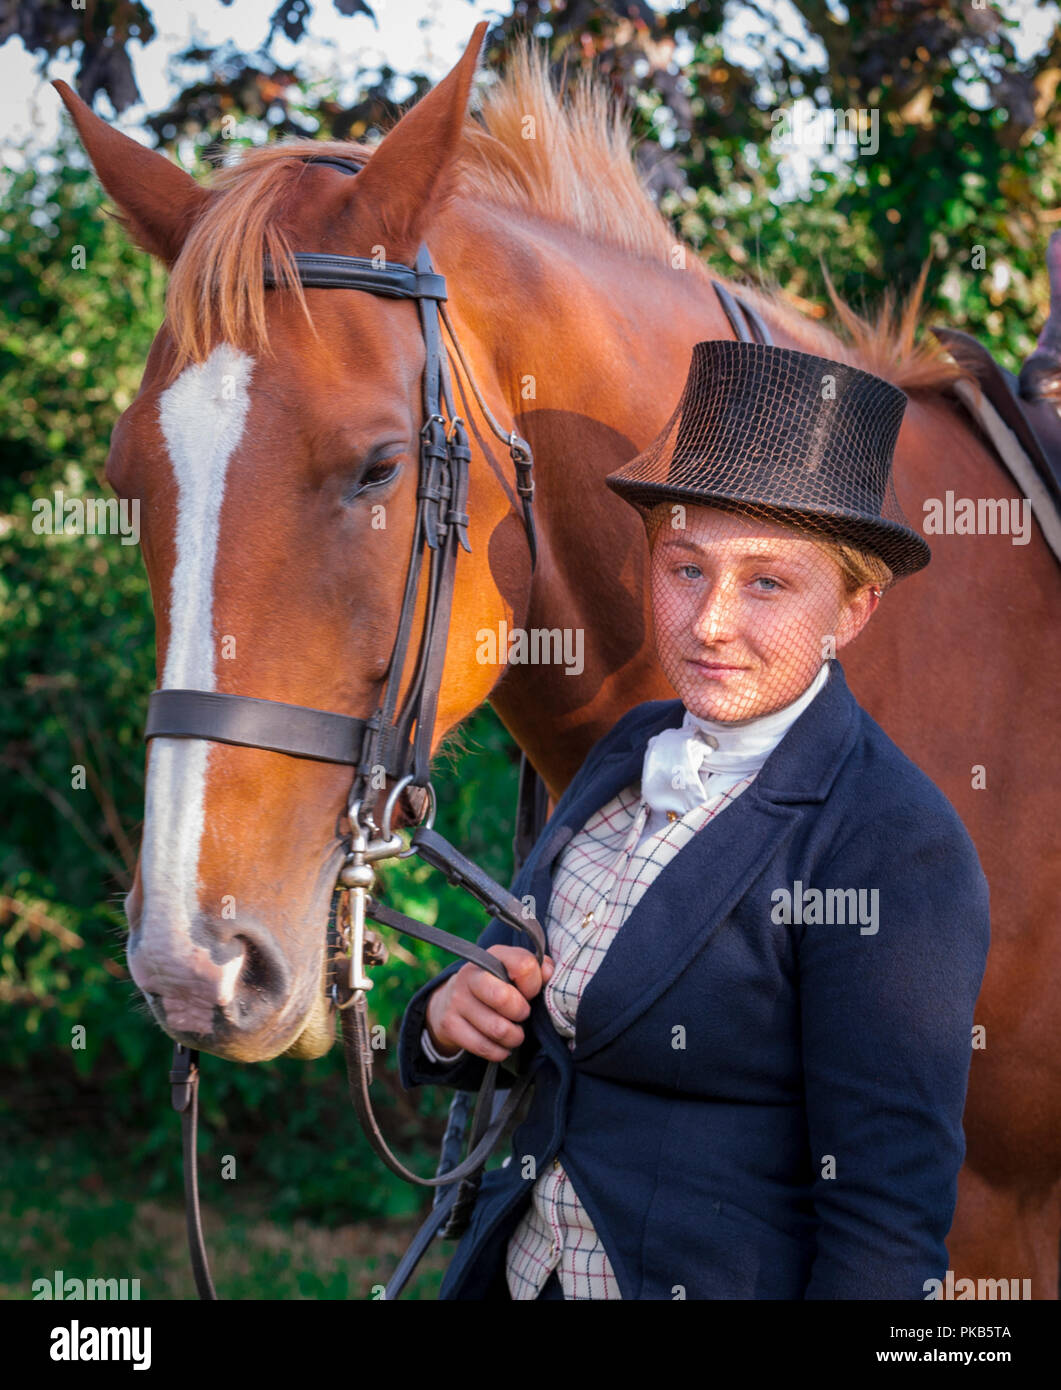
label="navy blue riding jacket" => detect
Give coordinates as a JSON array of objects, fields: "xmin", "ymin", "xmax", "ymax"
[{"xmin": 397, "ymin": 660, "xmax": 990, "ymax": 1299}]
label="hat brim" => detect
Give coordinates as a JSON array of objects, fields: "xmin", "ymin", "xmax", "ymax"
[{"xmin": 604, "ymin": 476, "xmax": 931, "ymax": 579}]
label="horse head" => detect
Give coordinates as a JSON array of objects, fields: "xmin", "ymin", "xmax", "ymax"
[{"xmin": 53, "ymin": 22, "xmax": 529, "ymax": 1064}]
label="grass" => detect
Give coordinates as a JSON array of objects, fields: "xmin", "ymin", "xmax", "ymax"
[{"xmin": 2, "ymin": 1133, "xmax": 450, "ymax": 1301}]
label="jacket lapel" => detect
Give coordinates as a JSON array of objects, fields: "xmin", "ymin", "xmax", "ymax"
[
  {"xmin": 524, "ymin": 660, "xmax": 861, "ymax": 1062},
  {"xmin": 570, "ymin": 787, "xmax": 802, "ymax": 1060}
]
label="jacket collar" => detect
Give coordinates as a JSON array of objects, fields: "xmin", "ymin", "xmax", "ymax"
[
  {"xmin": 582, "ymin": 658, "xmax": 857, "ymax": 808},
  {"xmin": 524, "ymin": 658, "xmax": 860, "ymax": 906}
]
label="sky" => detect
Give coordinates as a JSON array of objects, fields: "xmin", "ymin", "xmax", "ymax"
[{"xmin": 1, "ymin": 0, "xmax": 1057, "ymax": 177}]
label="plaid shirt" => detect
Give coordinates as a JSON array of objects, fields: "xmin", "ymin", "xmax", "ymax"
[{"xmin": 505, "ymin": 772, "xmax": 756, "ymax": 1300}]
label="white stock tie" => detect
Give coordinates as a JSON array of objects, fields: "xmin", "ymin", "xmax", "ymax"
[{"xmin": 639, "ymin": 664, "xmax": 832, "ymax": 817}]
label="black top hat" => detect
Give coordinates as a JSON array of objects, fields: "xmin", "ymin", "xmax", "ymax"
[{"xmin": 605, "ymin": 340, "xmax": 930, "ymax": 578}]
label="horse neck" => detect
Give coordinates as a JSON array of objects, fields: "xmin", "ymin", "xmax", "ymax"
[{"xmin": 431, "ymin": 201, "xmax": 749, "ymax": 797}]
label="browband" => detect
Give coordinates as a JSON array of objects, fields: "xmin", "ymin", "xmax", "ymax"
[{"xmin": 263, "ymin": 252, "xmax": 447, "ymax": 301}]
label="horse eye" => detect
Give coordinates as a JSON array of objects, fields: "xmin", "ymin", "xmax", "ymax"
[
  {"xmin": 342, "ymin": 457, "xmax": 402, "ymax": 502},
  {"xmin": 362, "ymin": 459, "xmax": 401, "ymax": 488}
]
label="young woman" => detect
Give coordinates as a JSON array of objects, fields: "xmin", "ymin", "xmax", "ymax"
[{"xmin": 397, "ymin": 341, "xmax": 990, "ymax": 1300}]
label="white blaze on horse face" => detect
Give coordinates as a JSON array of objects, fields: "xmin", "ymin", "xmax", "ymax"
[{"xmin": 129, "ymin": 346, "xmax": 254, "ymax": 1029}]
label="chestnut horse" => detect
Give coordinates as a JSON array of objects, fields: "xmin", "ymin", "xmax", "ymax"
[{"xmin": 56, "ymin": 22, "xmax": 1060, "ymax": 1296}]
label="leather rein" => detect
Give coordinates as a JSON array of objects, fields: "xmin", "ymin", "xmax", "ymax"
[{"xmin": 156, "ymin": 156, "xmax": 545, "ymax": 1300}]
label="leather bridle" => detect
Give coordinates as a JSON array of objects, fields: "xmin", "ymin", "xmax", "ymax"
[
  {"xmin": 147, "ymin": 157, "xmax": 537, "ymax": 784},
  {"xmin": 155, "ymin": 155, "xmax": 546, "ymax": 1300}
]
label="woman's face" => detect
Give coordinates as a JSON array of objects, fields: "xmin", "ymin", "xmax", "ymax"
[{"xmin": 648, "ymin": 505, "xmax": 878, "ymax": 724}]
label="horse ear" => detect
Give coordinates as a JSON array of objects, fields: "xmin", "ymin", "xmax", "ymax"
[
  {"xmin": 53, "ymin": 80, "xmax": 209, "ymax": 266},
  {"xmin": 345, "ymin": 20, "xmax": 489, "ymax": 253}
]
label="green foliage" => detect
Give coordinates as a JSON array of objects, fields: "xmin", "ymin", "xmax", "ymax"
[
  {"xmin": 647, "ymin": 14, "xmax": 1061, "ymax": 373},
  {"xmin": 1, "ymin": 136, "xmax": 165, "ymax": 1136}
]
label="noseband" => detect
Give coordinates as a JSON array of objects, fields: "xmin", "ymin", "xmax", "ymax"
[{"xmin": 154, "ymin": 155, "xmax": 547, "ymax": 1300}]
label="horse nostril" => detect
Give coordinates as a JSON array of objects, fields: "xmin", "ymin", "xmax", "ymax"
[
  {"xmin": 231, "ymin": 931, "xmax": 288, "ymax": 1018},
  {"xmin": 239, "ymin": 936, "xmax": 267, "ymax": 991}
]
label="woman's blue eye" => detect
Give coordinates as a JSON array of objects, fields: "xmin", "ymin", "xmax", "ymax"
[{"xmin": 671, "ymin": 565, "xmax": 783, "ymax": 589}]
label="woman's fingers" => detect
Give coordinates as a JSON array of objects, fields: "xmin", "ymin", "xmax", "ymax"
[
  {"xmin": 439, "ymin": 1015, "xmax": 515, "ymax": 1063},
  {"xmin": 430, "ymin": 946, "xmax": 558, "ymax": 1063},
  {"xmin": 474, "ymin": 945, "xmax": 554, "ymax": 1007},
  {"xmin": 453, "ymin": 993, "xmax": 527, "ymax": 1055}
]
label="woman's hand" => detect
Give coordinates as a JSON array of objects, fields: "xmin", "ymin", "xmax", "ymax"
[{"xmin": 425, "ymin": 946, "xmax": 555, "ymax": 1062}]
